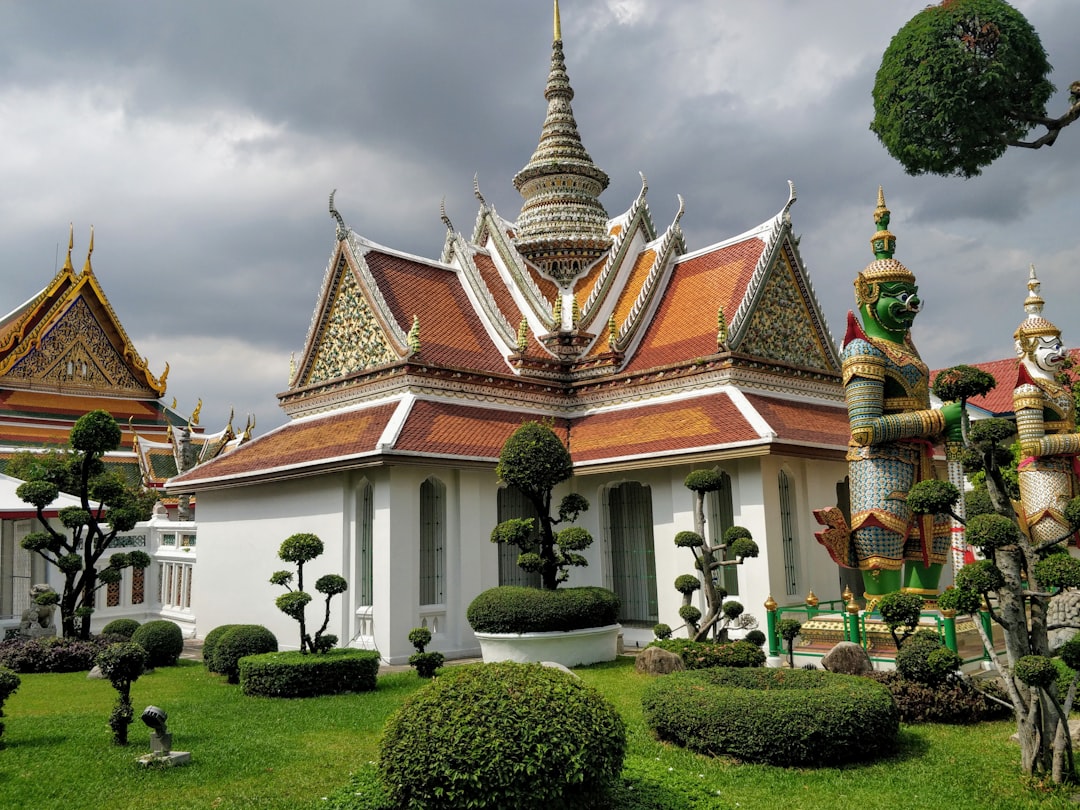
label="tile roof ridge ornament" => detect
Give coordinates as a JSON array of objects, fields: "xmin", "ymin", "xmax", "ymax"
[
  {"xmin": 61, "ymin": 223, "xmax": 75, "ymax": 273},
  {"xmin": 329, "ymin": 189, "xmax": 348, "ymax": 242},
  {"xmin": 81, "ymin": 225, "xmax": 94, "ymax": 276},
  {"xmin": 473, "ymin": 173, "xmax": 487, "ymax": 208}
]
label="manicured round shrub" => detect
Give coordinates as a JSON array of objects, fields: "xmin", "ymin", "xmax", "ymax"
[
  {"xmin": 648, "ymin": 638, "xmax": 765, "ymax": 670},
  {"xmin": 212, "ymin": 625, "xmax": 279, "ymax": 684},
  {"xmin": 641, "ymin": 667, "xmax": 898, "ymax": 766},
  {"xmin": 380, "ymin": 662, "xmax": 626, "ymax": 809},
  {"xmin": 202, "ymin": 624, "xmax": 241, "ymax": 672},
  {"xmin": 130, "ymin": 620, "xmax": 184, "ymax": 668},
  {"xmin": 100, "ymin": 618, "xmax": 141, "ymax": 639},
  {"xmin": 1015, "ymin": 655, "xmax": 1057, "ymax": 688},
  {"xmin": 0, "ymin": 666, "xmax": 20, "ymax": 740},
  {"xmin": 744, "ymin": 629, "xmax": 767, "ymax": 648},
  {"xmin": 868, "ymin": 670, "xmax": 1010, "ymax": 724},
  {"xmin": 239, "ymin": 649, "xmax": 379, "ymax": 697},
  {"xmin": 466, "ymin": 586, "xmax": 620, "ymax": 634}
]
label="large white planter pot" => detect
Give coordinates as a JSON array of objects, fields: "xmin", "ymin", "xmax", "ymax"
[{"xmin": 473, "ymin": 624, "xmax": 622, "ymax": 667}]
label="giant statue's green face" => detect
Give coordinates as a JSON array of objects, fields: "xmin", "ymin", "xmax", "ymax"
[{"xmin": 870, "ymin": 281, "xmax": 921, "ymax": 337}]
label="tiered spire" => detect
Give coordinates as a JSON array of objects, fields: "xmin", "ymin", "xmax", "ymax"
[{"xmin": 512, "ymin": 0, "xmax": 611, "ymax": 286}]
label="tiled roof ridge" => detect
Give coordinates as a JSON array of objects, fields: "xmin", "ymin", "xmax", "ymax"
[
  {"xmin": 471, "ymin": 205, "xmax": 555, "ymax": 328},
  {"xmin": 446, "ymin": 236, "xmax": 517, "ymax": 348},
  {"xmin": 579, "ymin": 174, "xmax": 655, "ymax": 324}
]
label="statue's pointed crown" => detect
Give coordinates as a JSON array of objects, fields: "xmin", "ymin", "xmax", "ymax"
[
  {"xmin": 854, "ymin": 187, "xmax": 915, "ymax": 305},
  {"xmin": 1014, "ymin": 264, "xmax": 1060, "ymax": 344}
]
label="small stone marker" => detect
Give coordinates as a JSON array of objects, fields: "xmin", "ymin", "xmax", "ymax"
[
  {"xmin": 821, "ymin": 641, "xmax": 873, "ymax": 676},
  {"xmin": 634, "ymin": 646, "xmax": 685, "ymax": 675}
]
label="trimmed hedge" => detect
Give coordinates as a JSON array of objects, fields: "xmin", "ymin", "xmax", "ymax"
[
  {"xmin": 380, "ymin": 662, "xmax": 626, "ymax": 809},
  {"xmin": 467, "ymin": 586, "xmax": 620, "ymax": 634},
  {"xmin": 0, "ymin": 666, "xmax": 20, "ymax": 740},
  {"xmin": 647, "ymin": 638, "xmax": 765, "ymax": 669},
  {"xmin": 212, "ymin": 625, "xmax": 278, "ymax": 684},
  {"xmin": 202, "ymin": 624, "xmax": 241, "ymax": 672},
  {"xmin": 641, "ymin": 667, "xmax": 898, "ymax": 766},
  {"xmin": 239, "ymin": 648, "xmax": 379, "ymax": 697},
  {"xmin": 100, "ymin": 619, "xmax": 141, "ymax": 639}
]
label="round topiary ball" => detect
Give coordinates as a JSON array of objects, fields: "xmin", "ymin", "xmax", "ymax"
[
  {"xmin": 100, "ymin": 618, "xmax": 141, "ymax": 639},
  {"xmin": 212, "ymin": 625, "xmax": 279, "ymax": 684},
  {"xmin": 131, "ymin": 620, "xmax": 184, "ymax": 668},
  {"xmin": 380, "ymin": 662, "xmax": 626, "ymax": 810}
]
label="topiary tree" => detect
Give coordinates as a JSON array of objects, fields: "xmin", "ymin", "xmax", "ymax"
[
  {"xmin": 776, "ymin": 619, "xmax": 802, "ymax": 668},
  {"xmin": 407, "ymin": 627, "xmax": 443, "ymax": 678},
  {"xmin": 270, "ymin": 533, "xmax": 346, "ymax": 654},
  {"xmin": 906, "ymin": 475, "xmax": 1080, "ymax": 783},
  {"xmin": 212, "ymin": 625, "xmax": 279, "ymax": 684},
  {"xmin": 0, "ymin": 667, "xmax": 20, "ymax": 741},
  {"xmin": 95, "ymin": 641, "xmax": 147, "ymax": 745},
  {"xmin": 492, "ymin": 421, "xmax": 592, "ymax": 590},
  {"xmin": 877, "ymin": 591, "xmax": 926, "ymax": 650},
  {"xmin": 871, "ymin": 0, "xmax": 1078, "ymax": 178},
  {"xmin": 100, "ymin": 618, "xmax": 141, "ymax": 639},
  {"xmin": 670, "ymin": 470, "xmax": 759, "ymax": 642},
  {"xmin": 11, "ymin": 410, "xmax": 156, "ymax": 638}
]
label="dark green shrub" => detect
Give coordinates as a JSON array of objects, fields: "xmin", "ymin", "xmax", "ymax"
[
  {"xmin": 641, "ymin": 667, "xmax": 898, "ymax": 766},
  {"xmin": 130, "ymin": 620, "xmax": 184, "ymax": 668},
  {"xmin": 380, "ymin": 662, "xmax": 626, "ymax": 809},
  {"xmin": 1015, "ymin": 655, "xmax": 1057, "ymax": 688},
  {"xmin": 1053, "ymin": 657, "xmax": 1079, "ymax": 706},
  {"xmin": 653, "ymin": 623, "xmax": 672, "ymax": 640},
  {"xmin": 467, "ymin": 586, "xmax": 620, "ymax": 633},
  {"xmin": 0, "ymin": 635, "xmax": 111, "ymax": 673},
  {"xmin": 895, "ymin": 633, "xmax": 961, "ymax": 686},
  {"xmin": 100, "ymin": 618, "xmax": 140, "ymax": 639},
  {"xmin": 648, "ymin": 638, "xmax": 765, "ymax": 669},
  {"xmin": 212, "ymin": 625, "xmax": 279, "ymax": 684},
  {"xmin": 202, "ymin": 624, "xmax": 241, "ymax": 672},
  {"xmin": 744, "ymin": 629, "xmax": 767, "ymax": 648},
  {"xmin": 0, "ymin": 666, "xmax": 20, "ymax": 740},
  {"xmin": 239, "ymin": 648, "xmax": 379, "ymax": 697},
  {"xmin": 868, "ymin": 670, "xmax": 1010, "ymax": 724}
]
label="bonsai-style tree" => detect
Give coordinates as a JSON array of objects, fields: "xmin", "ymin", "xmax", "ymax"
[
  {"xmin": 407, "ymin": 627, "xmax": 443, "ymax": 678},
  {"xmin": 96, "ymin": 641, "xmax": 148, "ymax": 746},
  {"xmin": 776, "ymin": 619, "xmax": 803, "ymax": 669},
  {"xmin": 671, "ymin": 470, "xmax": 759, "ymax": 642},
  {"xmin": 876, "ymin": 591, "xmax": 925, "ymax": 650},
  {"xmin": 491, "ymin": 421, "xmax": 591, "ymax": 590},
  {"xmin": 0, "ymin": 667, "xmax": 20, "ymax": 742},
  {"xmin": 12, "ymin": 410, "xmax": 156, "ymax": 638},
  {"xmin": 872, "ymin": 0, "xmax": 1079, "ymax": 178},
  {"xmin": 270, "ymin": 533, "xmax": 347, "ymax": 654}
]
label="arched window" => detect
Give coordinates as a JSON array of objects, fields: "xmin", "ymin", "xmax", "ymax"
[
  {"xmin": 355, "ymin": 482, "xmax": 374, "ymax": 607},
  {"xmin": 605, "ymin": 481, "xmax": 657, "ymax": 625},
  {"xmin": 705, "ymin": 470, "xmax": 738, "ymax": 596},
  {"xmin": 496, "ymin": 486, "xmax": 542, "ymax": 588},
  {"xmin": 779, "ymin": 469, "xmax": 799, "ymax": 596},
  {"xmin": 419, "ymin": 477, "xmax": 446, "ymax": 606}
]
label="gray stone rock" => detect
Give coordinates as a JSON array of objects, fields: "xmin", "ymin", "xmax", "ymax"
[
  {"xmin": 634, "ymin": 646, "xmax": 685, "ymax": 676},
  {"xmin": 87, "ymin": 665, "xmax": 105, "ymax": 680},
  {"xmin": 821, "ymin": 641, "xmax": 873, "ymax": 675}
]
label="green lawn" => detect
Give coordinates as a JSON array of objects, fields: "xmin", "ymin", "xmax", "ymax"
[{"xmin": 1, "ymin": 657, "xmax": 1077, "ymax": 809}]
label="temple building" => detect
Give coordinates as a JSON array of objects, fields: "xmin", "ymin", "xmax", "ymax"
[
  {"xmin": 170, "ymin": 3, "xmax": 857, "ymax": 663},
  {"xmin": 0, "ymin": 228, "xmax": 249, "ymax": 629}
]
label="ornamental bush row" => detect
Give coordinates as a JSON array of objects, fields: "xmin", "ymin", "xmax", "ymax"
[
  {"xmin": 641, "ymin": 667, "xmax": 898, "ymax": 766},
  {"xmin": 0, "ymin": 635, "xmax": 113, "ymax": 673},
  {"xmin": 867, "ymin": 670, "xmax": 1009, "ymax": 724},
  {"xmin": 647, "ymin": 638, "xmax": 765, "ymax": 669},
  {"xmin": 466, "ymin": 586, "xmax": 620, "ymax": 634},
  {"xmin": 239, "ymin": 648, "xmax": 379, "ymax": 697}
]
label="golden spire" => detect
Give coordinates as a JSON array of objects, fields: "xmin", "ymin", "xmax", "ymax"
[
  {"xmin": 82, "ymin": 225, "xmax": 95, "ymax": 276},
  {"xmin": 62, "ymin": 223, "xmax": 74, "ymax": 272},
  {"xmin": 554, "ymin": 0, "xmax": 561, "ymax": 42}
]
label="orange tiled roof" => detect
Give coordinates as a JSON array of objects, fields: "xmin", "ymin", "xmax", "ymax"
[
  {"xmin": 569, "ymin": 394, "xmax": 760, "ymax": 463},
  {"xmin": 611, "ymin": 249, "xmax": 656, "ymax": 331},
  {"xmin": 623, "ymin": 238, "xmax": 764, "ymax": 373},
  {"xmin": 525, "ymin": 264, "xmax": 559, "ymax": 303},
  {"xmin": 741, "ymin": 393, "xmax": 850, "ymax": 446},
  {"xmin": 363, "ymin": 251, "xmax": 510, "ymax": 373},
  {"xmin": 574, "ymin": 257, "xmax": 606, "ymax": 308},
  {"xmin": 394, "ymin": 400, "xmax": 566, "ymax": 460},
  {"xmin": 170, "ymin": 402, "xmax": 398, "ymax": 485}
]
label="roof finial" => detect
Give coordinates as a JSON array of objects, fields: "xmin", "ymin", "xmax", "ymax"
[
  {"xmin": 554, "ymin": 0, "xmax": 561, "ymax": 42},
  {"xmin": 61, "ymin": 223, "xmax": 74, "ymax": 272},
  {"xmin": 440, "ymin": 197, "xmax": 454, "ymax": 232},
  {"xmin": 473, "ymin": 173, "xmax": 487, "ymax": 207},
  {"xmin": 82, "ymin": 225, "xmax": 94, "ymax": 275},
  {"xmin": 329, "ymin": 189, "xmax": 348, "ymax": 241}
]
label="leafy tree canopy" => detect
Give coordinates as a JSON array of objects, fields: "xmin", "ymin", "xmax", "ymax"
[{"xmin": 871, "ymin": 0, "xmax": 1075, "ymax": 178}]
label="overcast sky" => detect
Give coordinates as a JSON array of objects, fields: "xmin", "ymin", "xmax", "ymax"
[{"xmin": 2, "ymin": 1, "xmax": 1078, "ymax": 432}]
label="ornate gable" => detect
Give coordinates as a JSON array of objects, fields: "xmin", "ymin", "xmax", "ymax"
[
  {"xmin": 735, "ymin": 245, "xmax": 837, "ymax": 372},
  {"xmin": 293, "ymin": 251, "xmax": 403, "ymax": 388}
]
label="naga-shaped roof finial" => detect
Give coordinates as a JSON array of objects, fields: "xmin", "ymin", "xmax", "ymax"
[
  {"xmin": 440, "ymin": 197, "xmax": 454, "ymax": 233},
  {"xmin": 82, "ymin": 225, "xmax": 94, "ymax": 275},
  {"xmin": 329, "ymin": 189, "xmax": 348, "ymax": 241},
  {"xmin": 473, "ymin": 173, "xmax": 487, "ymax": 207},
  {"xmin": 62, "ymin": 223, "xmax": 74, "ymax": 273}
]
